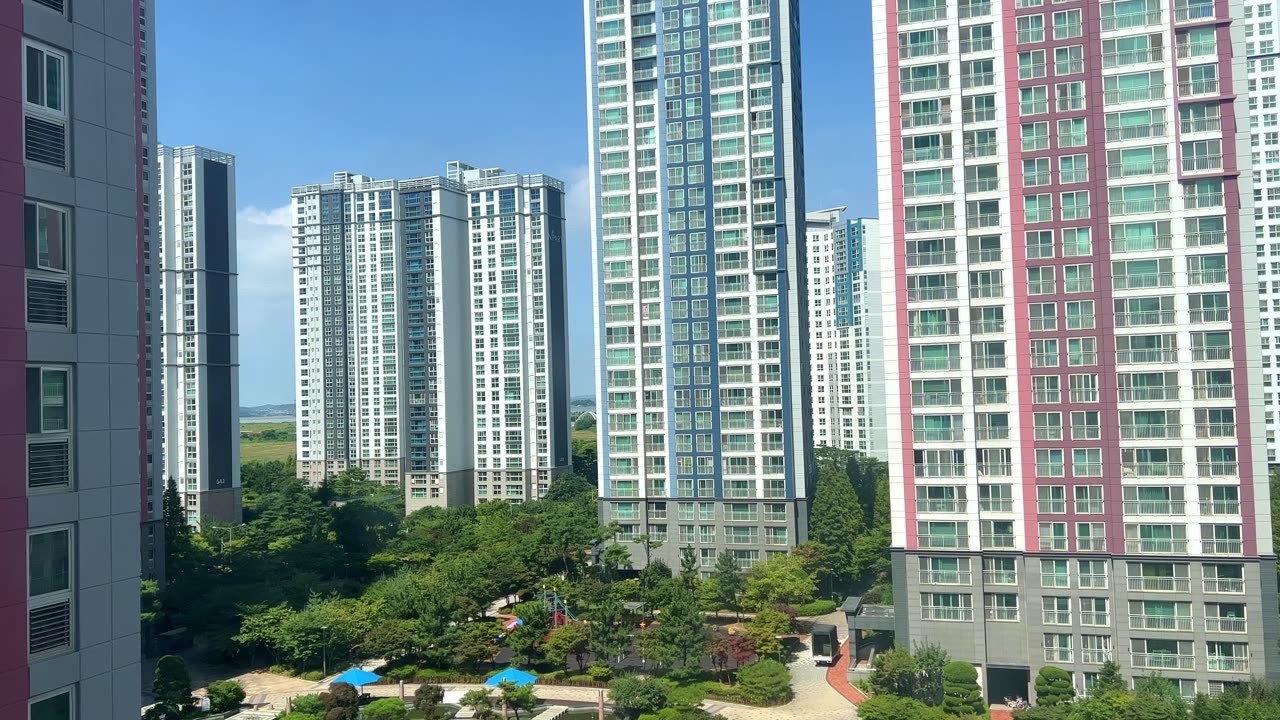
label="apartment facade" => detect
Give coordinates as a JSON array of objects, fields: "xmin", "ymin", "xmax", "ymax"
[
  {"xmin": 585, "ymin": 0, "xmax": 811, "ymax": 569},
  {"xmin": 291, "ymin": 163, "xmax": 569, "ymax": 511},
  {"xmin": 2, "ymin": 0, "xmax": 149, "ymax": 718},
  {"xmin": 874, "ymin": 0, "xmax": 1278, "ymax": 699},
  {"xmin": 805, "ymin": 210, "xmax": 887, "ymax": 459},
  {"xmin": 138, "ymin": 0, "xmax": 162, "ymax": 584},
  {"xmin": 159, "ymin": 145, "xmax": 241, "ymax": 526},
  {"xmin": 1245, "ymin": 1, "xmax": 1280, "ymax": 463}
]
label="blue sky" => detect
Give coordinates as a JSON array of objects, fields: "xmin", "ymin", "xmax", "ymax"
[{"xmin": 157, "ymin": 0, "xmax": 877, "ymax": 406}]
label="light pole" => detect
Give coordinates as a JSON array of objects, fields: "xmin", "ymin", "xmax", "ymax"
[{"xmin": 320, "ymin": 625, "xmax": 329, "ymax": 678}]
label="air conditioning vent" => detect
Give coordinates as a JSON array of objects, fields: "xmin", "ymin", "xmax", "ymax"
[
  {"xmin": 29, "ymin": 600, "xmax": 71, "ymax": 655},
  {"xmin": 28, "ymin": 438, "xmax": 71, "ymax": 489},
  {"xmin": 32, "ymin": 0, "xmax": 66, "ymax": 13},
  {"xmin": 27, "ymin": 276, "xmax": 68, "ymax": 327},
  {"xmin": 24, "ymin": 116, "xmax": 66, "ymax": 170}
]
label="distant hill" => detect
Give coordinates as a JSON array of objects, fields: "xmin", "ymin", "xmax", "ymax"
[
  {"xmin": 571, "ymin": 395, "xmax": 595, "ymax": 408},
  {"xmin": 240, "ymin": 403, "xmax": 296, "ymax": 418}
]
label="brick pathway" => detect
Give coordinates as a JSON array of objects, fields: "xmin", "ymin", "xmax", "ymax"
[
  {"xmin": 825, "ymin": 640, "xmax": 869, "ymax": 705},
  {"xmin": 989, "ymin": 706, "xmax": 1014, "ymax": 720}
]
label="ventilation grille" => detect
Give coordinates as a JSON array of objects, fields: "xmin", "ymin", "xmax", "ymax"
[
  {"xmin": 27, "ymin": 276, "xmax": 68, "ymax": 327},
  {"xmin": 25, "ymin": 116, "xmax": 66, "ymax": 169},
  {"xmin": 28, "ymin": 438, "xmax": 71, "ymax": 490},
  {"xmin": 29, "ymin": 600, "xmax": 71, "ymax": 655}
]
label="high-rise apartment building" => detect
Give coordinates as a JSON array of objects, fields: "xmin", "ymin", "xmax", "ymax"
[
  {"xmin": 805, "ymin": 210, "xmax": 887, "ymax": 459},
  {"xmin": 1245, "ymin": 2, "xmax": 1280, "ymax": 464},
  {"xmin": 2, "ymin": 0, "xmax": 149, "ymax": 717},
  {"xmin": 874, "ymin": 0, "xmax": 1278, "ymax": 698},
  {"xmin": 139, "ymin": 0, "xmax": 163, "ymax": 584},
  {"xmin": 159, "ymin": 145, "xmax": 241, "ymax": 526},
  {"xmin": 585, "ymin": 0, "xmax": 811, "ymax": 569},
  {"xmin": 291, "ymin": 162, "xmax": 570, "ymax": 511}
]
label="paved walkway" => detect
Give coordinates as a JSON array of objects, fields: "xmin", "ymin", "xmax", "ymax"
[{"xmin": 825, "ymin": 640, "xmax": 869, "ymax": 705}]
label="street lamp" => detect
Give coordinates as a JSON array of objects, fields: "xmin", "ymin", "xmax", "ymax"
[{"xmin": 320, "ymin": 625, "xmax": 329, "ymax": 678}]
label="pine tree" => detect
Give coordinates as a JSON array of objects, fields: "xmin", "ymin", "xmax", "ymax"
[
  {"xmin": 162, "ymin": 477, "xmax": 191, "ymax": 583},
  {"xmin": 711, "ymin": 550, "xmax": 746, "ymax": 618},
  {"xmin": 1092, "ymin": 660, "xmax": 1126, "ymax": 695},
  {"xmin": 809, "ymin": 461, "xmax": 868, "ymax": 591}
]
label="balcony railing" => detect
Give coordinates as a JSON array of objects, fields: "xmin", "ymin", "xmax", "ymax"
[
  {"xmin": 1202, "ymin": 540, "xmax": 1243, "ymax": 555},
  {"xmin": 1205, "ymin": 617, "xmax": 1247, "ymax": 633},
  {"xmin": 909, "ymin": 322, "xmax": 960, "ymax": 338},
  {"xmin": 903, "ymin": 111, "xmax": 951, "ymax": 129},
  {"xmin": 1183, "ymin": 154, "xmax": 1223, "ymax": 173},
  {"xmin": 913, "ymin": 392, "xmax": 961, "ymax": 406},
  {"xmin": 980, "ymin": 499, "xmax": 1014, "ymax": 512},
  {"xmin": 1110, "ymin": 197, "xmax": 1171, "ymax": 215},
  {"xmin": 1116, "ymin": 310, "xmax": 1175, "ymax": 327},
  {"xmin": 907, "ymin": 286, "xmax": 959, "ymax": 302},
  {"xmin": 1106, "ymin": 122, "xmax": 1167, "ymax": 142},
  {"xmin": 1194, "ymin": 384, "xmax": 1233, "ymax": 399},
  {"xmin": 903, "ymin": 146, "xmax": 953, "ymax": 163},
  {"xmin": 1108, "ymin": 160, "xmax": 1169, "ymax": 179},
  {"xmin": 959, "ymin": 1, "xmax": 991, "ymax": 18},
  {"xmin": 1198, "ymin": 462, "xmax": 1238, "ymax": 477},
  {"xmin": 1196, "ymin": 423, "xmax": 1235, "ymax": 439},
  {"xmin": 1204, "ymin": 578, "xmax": 1244, "ymax": 593},
  {"xmin": 1104, "ymin": 85, "xmax": 1165, "ymax": 105},
  {"xmin": 1044, "ymin": 648, "xmax": 1073, "ymax": 663},
  {"xmin": 905, "ymin": 217, "xmax": 956, "ymax": 232},
  {"xmin": 1130, "ymin": 614, "xmax": 1193, "ymax": 631},
  {"xmin": 1081, "ymin": 612, "xmax": 1111, "ymax": 627},
  {"xmin": 916, "ymin": 499, "xmax": 967, "ymax": 513},
  {"xmin": 1185, "ymin": 192, "xmax": 1224, "ymax": 209},
  {"xmin": 982, "ymin": 534, "xmax": 1016, "ymax": 549},
  {"xmin": 1122, "ymin": 462, "xmax": 1183, "ymax": 477},
  {"xmin": 1082, "ymin": 649, "xmax": 1112, "ymax": 664},
  {"xmin": 1119, "ymin": 387, "xmax": 1178, "ymax": 403},
  {"xmin": 960, "ymin": 38, "xmax": 994, "ymax": 53},
  {"xmin": 1080, "ymin": 574, "xmax": 1109, "ymax": 589},
  {"xmin": 1039, "ymin": 537, "xmax": 1069, "ymax": 552},
  {"xmin": 1129, "ymin": 576, "xmax": 1191, "ymax": 592},
  {"xmin": 901, "ymin": 76, "xmax": 950, "ymax": 94},
  {"xmin": 987, "ymin": 607, "xmax": 1019, "ymax": 621},
  {"xmin": 1199, "ymin": 500, "xmax": 1240, "ymax": 515},
  {"xmin": 962, "ymin": 72, "xmax": 996, "ymax": 89},
  {"xmin": 901, "ymin": 40, "xmax": 949, "ymax": 59},
  {"xmin": 918, "ymin": 534, "xmax": 969, "ymax": 549},
  {"xmin": 1134, "ymin": 653, "xmax": 1195, "ymax": 671},
  {"xmin": 916, "ymin": 463, "xmax": 966, "ymax": 478},
  {"xmin": 1126, "ymin": 538, "xmax": 1189, "ymax": 553},
  {"xmin": 1041, "ymin": 573, "xmax": 1070, "ymax": 589},
  {"xmin": 913, "ymin": 428, "xmax": 961, "ymax": 443},
  {"xmin": 1124, "ymin": 500, "xmax": 1186, "ymax": 515},
  {"xmin": 985, "ymin": 570, "xmax": 1017, "ymax": 585},
  {"xmin": 922, "ymin": 606, "xmax": 973, "ymax": 621},
  {"xmin": 1101, "ymin": 10, "xmax": 1163, "ymax": 31},
  {"xmin": 1117, "ymin": 348, "xmax": 1178, "ymax": 364},
  {"xmin": 1043, "ymin": 610, "xmax": 1072, "ymax": 625},
  {"xmin": 1120, "ymin": 423, "xmax": 1180, "ymax": 440},
  {"xmin": 975, "ymin": 391, "xmax": 1008, "ymax": 404},
  {"xmin": 978, "ymin": 462, "xmax": 1012, "ymax": 476},
  {"xmin": 1175, "ymin": 2, "xmax": 1215, "ymax": 22},
  {"xmin": 911, "ymin": 358, "xmax": 962, "ymax": 372},
  {"xmin": 1182, "ymin": 117, "xmax": 1222, "ymax": 134},
  {"xmin": 899, "ymin": 6, "xmax": 947, "ymax": 24},
  {"xmin": 1190, "ymin": 308, "xmax": 1230, "ymax": 324},
  {"xmin": 1078, "ymin": 536, "xmax": 1108, "ymax": 552},
  {"xmin": 1190, "ymin": 268, "xmax": 1227, "ymax": 285},
  {"xmin": 1103, "ymin": 47, "xmax": 1163, "ymax": 67},
  {"xmin": 1207, "ymin": 657, "xmax": 1249, "ymax": 673},
  {"xmin": 920, "ymin": 570, "xmax": 972, "ymax": 585}
]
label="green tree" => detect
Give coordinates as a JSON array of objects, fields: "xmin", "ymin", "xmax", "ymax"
[
  {"xmin": 232, "ymin": 602, "xmax": 296, "ymax": 665},
  {"xmin": 1034, "ymin": 666, "xmax": 1076, "ymax": 706},
  {"xmin": 362, "ymin": 698, "xmax": 409, "ymax": 720},
  {"xmin": 454, "ymin": 620, "xmax": 502, "ymax": 670},
  {"xmin": 743, "ymin": 608, "xmax": 792, "ymax": 660},
  {"xmin": 857, "ymin": 695, "xmax": 947, "ymax": 720},
  {"xmin": 152, "ymin": 655, "xmax": 193, "ymax": 713},
  {"xmin": 321, "ymin": 682, "xmax": 360, "ymax": 720},
  {"xmin": 573, "ymin": 412, "xmax": 597, "ymax": 431},
  {"xmin": 609, "ymin": 677, "xmax": 669, "ymax": 719},
  {"xmin": 808, "ymin": 460, "xmax": 868, "ymax": 592},
  {"xmin": 206, "ymin": 680, "xmax": 246, "ymax": 712},
  {"xmin": 678, "ymin": 545, "xmax": 700, "ymax": 589},
  {"xmin": 543, "ymin": 472, "xmax": 596, "ymax": 503},
  {"xmin": 656, "ymin": 586, "xmax": 708, "ymax": 667},
  {"xmin": 869, "ymin": 647, "xmax": 919, "ymax": 698},
  {"xmin": 913, "ymin": 641, "xmax": 950, "ymax": 706},
  {"xmin": 633, "ymin": 534, "xmax": 665, "ymax": 568},
  {"xmin": 941, "ymin": 661, "xmax": 984, "ymax": 716},
  {"xmin": 499, "ymin": 680, "xmax": 539, "ymax": 720},
  {"xmin": 413, "ymin": 684, "xmax": 445, "ymax": 719},
  {"xmin": 1092, "ymin": 660, "xmax": 1125, "ymax": 696},
  {"xmin": 162, "ymin": 477, "xmax": 192, "ymax": 584},
  {"xmin": 736, "ymin": 658, "xmax": 793, "ymax": 704},
  {"xmin": 542, "ymin": 622, "xmax": 590, "ymax": 670},
  {"xmin": 741, "ymin": 553, "xmax": 817, "ymax": 611},
  {"xmin": 589, "ymin": 596, "xmax": 631, "ymax": 663},
  {"xmin": 459, "ymin": 689, "xmax": 500, "ymax": 720},
  {"xmin": 601, "ymin": 543, "xmax": 633, "ymax": 581},
  {"xmin": 710, "ymin": 551, "xmax": 746, "ymax": 618}
]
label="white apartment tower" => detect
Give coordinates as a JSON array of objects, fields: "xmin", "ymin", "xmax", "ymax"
[
  {"xmin": 1246, "ymin": 1, "xmax": 1280, "ymax": 464},
  {"xmin": 159, "ymin": 145, "xmax": 242, "ymax": 526},
  {"xmin": 805, "ymin": 210, "xmax": 887, "ymax": 459},
  {"xmin": 585, "ymin": 0, "xmax": 812, "ymax": 569},
  {"xmin": 291, "ymin": 163, "xmax": 570, "ymax": 511}
]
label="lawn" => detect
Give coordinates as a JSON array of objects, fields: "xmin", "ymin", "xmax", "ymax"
[
  {"xmin": 573, "ymin": 428, "xmax": 596, "ymax": 443},
  {"xmin": 240, "ymin": 421, "xmax": 296, "ymax": 463}
]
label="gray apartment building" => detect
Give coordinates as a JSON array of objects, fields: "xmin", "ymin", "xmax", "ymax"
[{"xmin": 2, "ymin": 0, "xmax": 150, "ymax": 718}]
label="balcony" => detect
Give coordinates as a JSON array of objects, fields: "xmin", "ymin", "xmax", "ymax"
[
  {"xmin": 1129, "ymin": 576, "xmax": 1191, "ymax": 592},
  {"xmin": 915, "ymin": 463, "xmax": 966, "ymax": 478},
  {"xmin": 1122, "ymin": 462, "xmax": 1183, "ymax": 477},
  {"xmin": 1108, "ymin": 160, "xmax": 1169, "ymax": 179},
  {"xmin": 913, "ymin": 392, "xmax": 961, "ymax": 406},
  {"xmin": 1190, "ymin": 308, "xmax": 1230, "ymax": 324},
  {"xmin": 1134, "ymin": 653, "xmax": 1195, "ymax": 671},
  {"xmin": 905, "ymin": 181, "xmax": 952, "ymax": 198},
  {"xmin": 1041, "ymin": 573, "xmax": 1070, "ymax": 589},
  {"xmin": 987, "ymin": 607, "xmax": 1019, "ymax": 621},
  {"xmin": 1124, "ymin": 500, "xmax": 1187, "ymax": 515},
  {"xmin": 1205, "ymin": 617, "xmax": 1246, "ymax": 633},
  {"xmin": 1104, "ymin": 85, "xmax": 1165, "ymax": 105},
  {"xmin": 1043, "ymin": 610, "xmax": 1072, "ymax": 625},
  {"xmin": 901, "ymin": 76, "xmax": 950, "ymax": 95},
  {"xmin": 1199, "ymin": 500, "xmax": 1240, "ymax": 515},
  {"xmin": 959, "ymin": 1, "xmax": 991, "ymax": 18},
  {"xmin": 905, "ymin": 216, "xmax": 956, "ymax": 233},
  {"xmin": 1101, "ymin": 10, "xmax": 1162, "ymax": 31},
  {"xmin": 972, "ymin": 319, "xmax": 1005, "ymax": 333},
  {"xmin": 1116, "ymin": 310, "xmax": 1175, "ymax": 327},
  {"xmin": 1185, "ymin": 192, "xmax": 1224, "ymax": 209},
  {"xmin": 902, "ymin": 111, "xmax": 951, "ymax": 129},
  {"xmin": 1120, "ymin": 423, "xmax": 1180, "ymax": 440},
  {"xmin": 1106, "ymin": 122, "xmax": 1167, "ymax": 142},
  {"xmin": 977, "ymin": 462, "xmax": 1011, "ymax": 477},
  {"xmin": 922, "ymin": 606, "xmax": 973, "ymax": 621},
  {"xmin": 903, "ymin": 146, "xmax": 954, "ymax": 163},
  {"xmin": 1126, "ymin": 538, "xmax": 1189, "ymax": 553},
  {"xmin": 1194, "ymin": 384, "xmax": 1233, "ymax": 399},
  {"xmin": 1204, "ymin": 578, "xmax": 1244, "ymax": 594},
  {"xmin": 1044, "ymin": 648, "xmax": 1073, "ymax": 663},
  {"xmin": 1182, "ymin": 117, "xmax": 1222, "ymax": 134},
  {"xmin": 911, "ymin": 357, "xmax": 962, "ymax": 372},
  {"xmin": 1202, "ymin": 540, "xmax": 1243, "ymax": 555},
  {"xmin": 1207, "ymin": 657, "xmax": 1249, "ymax": 673},
  {"xmin": 1189, "ymin": 268, "xmax": 1227, "ymax": 285},
  {"xmin": 1196, "ymin": 423, "xmax": 1236, "ymax": 439},
  {"xmin": 1082, "ymin": 649, "xmax": 1112, "ymax": 664},
  {"xmin": 986, "ymin": 570, "xmax": 1018, "ymax": 585},
  {"xmin": 1130, "ymin": 614, "xmax": 1193, "ymax": 632},
  {"xmin": 899, "ymin": 6, "xmax": 947, "ymax": 24},
  {"xmin": 1103, "ymin": 47, "xmax": 1164, "ymax": 67},
  {"xmin": 920, "ymin": 570, "xmax": 972, "ymax": 585},
  {"xmin": 974, "ymin": 354, "xmax": 1007, "ymax": 369},
  {"xmin": 1040, "ymin": 537, "xmax": 1069, "ymax": 552},
  {"xmin": 1082, "ymin": 612, "xmax": 1111, "ymax": 627},
  {"xmin": 906, "ymin": 250, "xmax": 957, "ymax": 267},
  {"xmin": 907, "ymin": 286, "xmax": 958, "ymax": 302},
  {"xmin": 975, "ymin": 391, "xmax": 1008, "ymax": 404},
  {"xmin": 982, "ymin": 534, "xmax": 1015, "ymax": 549},
  {"xmin": 1175, "ymin": 2, "xmax": 1215, "ymax": 22},
  {"xmin": 1110, "ymin": 197, "xmax": 1171, "ymax": 215},
  {"xmin": 1079, "ymin": 537, "xmax": 1108, "ymax": 552},
  {"xmin": 901, "ymin": 40, "xmax": 949, "ymax": 59},
  {"xmin": 918, "ymin": 534, "xmax": 969, "ymax": 549},
  {"xmin": 966, "ymin": 177, "xmax": 1000, "ymax": 193},
  {"xmin": 914, "ymin": 428, "xmax": 962, "ymax": 442},
  {"xmin": 1198, "ymin": 462, "xmax": 1238, "ymax": 477},
  {"xmin": 1183, "ymin": 154, "xmax": 1223, "ymax": 173},
  {"xmin": 1117, "ymin": 348, "xmax": 1177, "ymax": 364},
  {"xmin": 961, "ymin": 72, "xmax": 995, "ymax": 89},
  {"xmin": 980, "ymin": 499, "xmax": 1014, "ymax": 513},
  {"xmin": 960, "ymin": 38, "xmax": 994, "ymax": 53}
]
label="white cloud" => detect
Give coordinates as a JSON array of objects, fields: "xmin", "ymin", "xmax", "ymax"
[{"xmin": 236, "ymin": 205, "xmax": 296, "ymax": 405}]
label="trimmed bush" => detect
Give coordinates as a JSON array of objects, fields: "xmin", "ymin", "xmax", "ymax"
[
  {"xmin": 1034, "ymin": 666, "xmax": 1076, "ymax": 706},
  {"xmin": 857, "ymin": 695, "xmax": 947, "ymax": 720},
  {"xmin": 941, "ymin": 661, "xmax": 984, "ymax": 716},
  {"xmin": 792, "ymin": 599, "xmax": 838, "ymax": 616},
  {"xmin": 735, "ymin": 658, "xmax": 793, "ymax": 705},
  {"xmin": 362, "ymin": 697, "xmax": 409, "ymax": 720},
  {"xmin": 206, "ymin": 680, "xmax": 246, "ymax": 712}
]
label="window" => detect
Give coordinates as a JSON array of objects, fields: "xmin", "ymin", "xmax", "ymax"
[
  {"xmin": 29, "ymin": 689, "xmax": 73, "ymax": 720},
  {"xmin": 28, "ymin": 526, "xmax": 72, "ymax": 657},
  {"xmin": 24, "ymin": 43, "xmax": 65, "ymax": 115},
  {"xmin": 24, "ymin": 201, "xmax": 70, "ymax": 327}
]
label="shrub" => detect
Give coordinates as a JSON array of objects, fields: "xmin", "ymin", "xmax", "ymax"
[
  {"xmin": 792, "ymin": 599, "xmax": 838, "ymax": 616},
  {"xmin": 1034, "ymin": 666, "xmax": 1076, "ymax": 706},
  {"xmin": 206, "ymin": 680, "xmax": 246, "ymax": 712},
  {"xmin": 291, "ymin": 695, "xmax": 327, "ymax": 714},
  {"xmin": 857, "ymin": 695, "xmax": 947, "ymax": 720},
  {"xmin": 610, "ymin": 677, "xmax": 670, "ymax": 719},
  {"xmin": 1012, "ymin": 707, "xmax": 1072, "ymax": 720},
  {"xmin": 941, "ymin": 662, "xmax": 984, "ymax": 716},
  {"xmin": 587, "ymin": 661, "xmax": 614, "ymax": 682},
  {"xmin": 362, "ymin": 698, "xmax": 409, "ymax": 720},
  {"xmin": 735, "ymin": 658, "xmax": 793, "ymax": 705},
  {"xmin": 667, "ymin": 685, "xmax": 706, "ymax": 711},
  {"xmin": 413, "ymin": 683, "xmax": 444, "ymax": 718},
  {"xmin": 869, "ymin": 647, "xmax": 919, "ymax": 698},
  {"xmin": 301, "ymin": 670, "xmax": 324, "ymax": 681}
]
